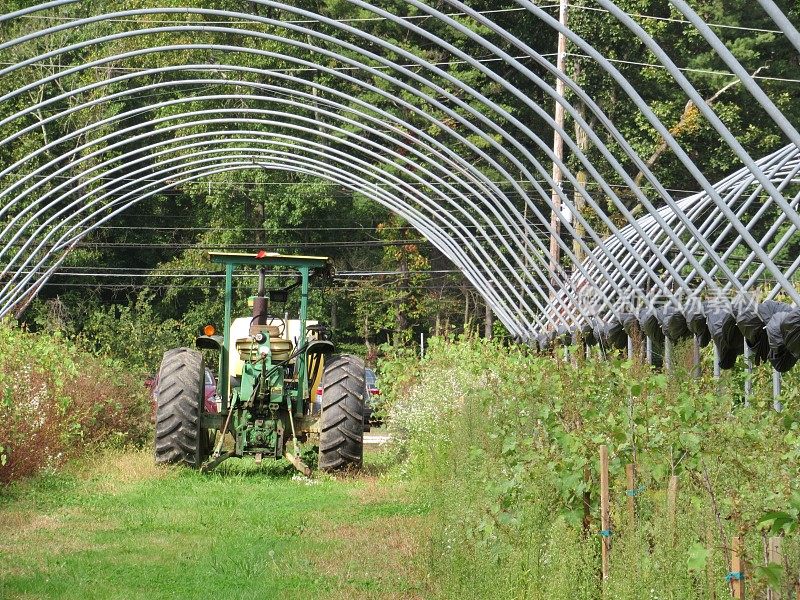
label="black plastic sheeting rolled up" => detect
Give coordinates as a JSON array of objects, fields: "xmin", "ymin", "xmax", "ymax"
[
  {"xmin": 531, "ymin": 303, "xmax": 800, "ymax": 374},
  {"xmin": 536, "ymin": 331, "xmax": 556, "ymax": 352},
  {"xmin": 592, "ymin": 318, "xmax": 628, "ymax": 351},
  {"xmin": 782, "ymin": 308, "xmax": 800, "ymax": 359},
  {"xmin": 758, "ymin": 301, "xmax": 792, "ymax": 362},
  {"xmin": 706, "ymin": 306, "xmax": 743, "ymax": 370},
  {"xmin": 684, "ymin": 302, "xmax": 711, "ymax": 347},
  {"xmin": 660, "ymin": 306, "xmax": 691, "ymax": 342},
  {"xmin": 620, "ymin": 312, "xmax": 639, "ymax": 338},
  {"xmin": 556, "ymin": 324, "xmax": 573, "ymax": 346},
  {"xmin": 535, "ymin": 333, "xmax": 550, "ymax": 352},
  {"xmin": 757, "ymin": 300, "xmax": 792, "ymax": 326},
  {"xmin": 766, "ymin": 310, "xmax": 799, "ymax": 373},
  {"xmin": 580, "ymin": 320, "xmax": 598, "ymax": 347},
  {"xmin": 735, "ymin": 301, "xmax": 768, "ymax": 364},
  {"xmin": 639, "ymin": 308, "xmax": 664, "ymax": 368}
]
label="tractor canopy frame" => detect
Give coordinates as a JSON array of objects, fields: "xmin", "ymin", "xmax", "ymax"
[{"xmin": 208, "ymin": 251, "xmax": 330, "ymax": 416}]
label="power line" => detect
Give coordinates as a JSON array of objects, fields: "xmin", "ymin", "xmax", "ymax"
[
  {"xmin": 86, "ymin": 223, "xmax": 547, "ymax": 232},
  {"xmin": 3, "ymin": 224, "xmax": 554, "ymax": 249},
  {"xmin": 32, "ymin": 281, "xmax": 476, "ymax": 291},
  {"xmin": 15, "ymin": 268, "xmax": 462, "ymax": 278},
  {"xmin": 9, "ymin": 6, "xmax": 539, "ymax": 25},
  {"xmin": 4, "ymin": 7, "xmax": 792, "ymax": 85},
  {"xmin": 567, "ymin": 52, "xmax": 800, "ymax": 84},
  {"xmin": 0, "ymin": 53, "xmax": 553, "ymax": 75},
  {"xmin": 9, "ymin": 48, "xmax": 799, "ymax": 84},
  {"xmin": 570, "ymin": 4, "xmax": 783, "ymax": 34},
  {"xmin": 4, "ymin": 239, "xmax": 429, "ymax": 250},
  {"xmin": 10, "ymin": 168, "xmax": 715, "ymax": 197},
  {"xmin": 7, "ymin": 4, "xmax": 780, "ymax": 35}
]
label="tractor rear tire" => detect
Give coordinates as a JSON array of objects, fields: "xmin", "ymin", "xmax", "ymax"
[
  {"xmin": 319, "ymin": 354, "xmax": 366, "ymax": 471},
  {"xmin": 154, "ymin": 348, "xmax": 210, "ymax": 468}
]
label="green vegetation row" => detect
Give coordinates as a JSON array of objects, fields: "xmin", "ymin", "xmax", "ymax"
[{"xmin": 381, "ymin": 337, "xmax": 800, "ymax": 599}]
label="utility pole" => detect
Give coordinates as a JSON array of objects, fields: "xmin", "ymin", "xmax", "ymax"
[{"xmin": 549, "ymin": 0, "xmax": 568, "ymax": 286}]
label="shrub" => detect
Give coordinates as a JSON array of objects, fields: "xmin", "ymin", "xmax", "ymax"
[{"xmin": 0, "ymin": 320, "xmax": 150, "ymax": 484}]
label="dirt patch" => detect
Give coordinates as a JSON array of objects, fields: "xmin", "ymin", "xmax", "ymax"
[
  {"xmin": 352, "ymin": 476, "xmax": 406, "ymax": 505},
  {"xmin": 312, "ymin": 512, "xmax": 427, "ymax": 600},
  {"xmin": 0, "ymin": 511, "xmax": 61, "ymax": 538},
  {"xmin": 79, "ymin": 450, "xmax": 170, "ymax": 493}
]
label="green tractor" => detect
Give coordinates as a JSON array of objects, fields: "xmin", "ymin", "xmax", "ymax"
[{"xmin": 153, "ymin": 251, "xmax": 367, "ymax": 473}]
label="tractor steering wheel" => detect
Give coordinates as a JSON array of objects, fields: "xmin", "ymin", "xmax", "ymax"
[{"xmin": 266, "ymin": 316, "xmax": 286, "ymax": 337}]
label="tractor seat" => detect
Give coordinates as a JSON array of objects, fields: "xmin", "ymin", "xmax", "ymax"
[
  {"xmin": 237, "ymin": 327, "xmax": 294, "ymax": 363},
  {"xmin": 248, "ymin": 324, "xmax": 293, "ymax": 360},
  {"xmin": 249, "ymin": 324, "xmax": 281, "ymax": 338}
]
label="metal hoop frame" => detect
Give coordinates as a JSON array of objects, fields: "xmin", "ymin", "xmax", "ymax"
[{"xmin": 0, "ymin": 0, "xmax": 798, "ymax": 343}]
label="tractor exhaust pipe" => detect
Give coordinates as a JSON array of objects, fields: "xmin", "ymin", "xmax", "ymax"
[
  {"xmin": 252, "ymin": 268, "xmax": 268, "ymax": 325},
  {"xmin": 257, "ymin": 268, "xmax": 266, "ymax": 297}
]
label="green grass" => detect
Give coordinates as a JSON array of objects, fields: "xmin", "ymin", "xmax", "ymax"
[{"xmin": 0, "ymin": 450, "xmax": 429, "ymax": 600}]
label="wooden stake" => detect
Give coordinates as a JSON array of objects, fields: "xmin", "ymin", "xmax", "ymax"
[
  {"xmin": 599, "ymin": 445, "xmax": 611, "ymax": 581},
  {"xmin": 667, "ymin": 475, "xmax": 679, "ymax": 530},
  {"xmin": 731, "ymin": 535, "xmax": 745, "ymax": 600},
  {"xmin": 767, "ymin": 537, "xmax": 782, "ymax": 600},
  {"xmin": 625, "ymin": 463, "xmax": 636, "ymax": 530}
]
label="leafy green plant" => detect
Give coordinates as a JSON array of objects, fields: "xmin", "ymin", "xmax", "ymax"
[{"xmin": 759, "ymin": 491, "xmax": 800, "ymax": 535}]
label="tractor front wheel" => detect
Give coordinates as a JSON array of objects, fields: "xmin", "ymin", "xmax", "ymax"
[
  {"xmin": 319, "ymin": 354, "xmax": 366, "ymax": 471},
  {"xmin": 154, "ymin": 348, "xmax": 211, "ymax": 468}
]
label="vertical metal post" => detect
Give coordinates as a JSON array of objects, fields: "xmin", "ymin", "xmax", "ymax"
[
  {"xmin": 221, "ymin": 262, "xmax": 233, "ymax": 412},
  {"xmin": 773, "ymin": 370, "xmax": 783, "ymax": 412},
  {"xmin": 743, "ymin": 341, "xmax": 752, "ymax": 406},
  {"xmin": 625, "ymin": 463, "xmax": 636, "ymax": 530},
  {"xmin": 692, "ymin": 335, "xmax": 701, "ymax": 378},
  {"xmin": 627, "ymin": 335, "xmax": 633, "ymax": 360},
  {"xmin": 295, "ymin": 266, "xmax": 309, "ymax": 417},
  {"xmin": 646, "ymin": 336, "xmax": 652, "ymax": 365},
  {"xmin": 420, "ymin": 332, "xmax": 425, "ymax": 358},
  {"xmin": 713, "ymin": 342, "xmax": 721, "ymax": 379},
  {"xmin": 767, "ymin": 537, "xmax": 782, "ymax": 600}
]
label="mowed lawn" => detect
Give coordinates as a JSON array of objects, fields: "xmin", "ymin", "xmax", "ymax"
[{"xmin": 0, "ymin": 450, "xmax": 429, "ymax": 600}]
